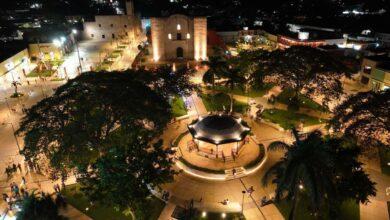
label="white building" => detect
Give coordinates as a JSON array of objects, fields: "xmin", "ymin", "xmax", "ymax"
[{"xmin": 83, "ymin": 0, "xmax": 142, "ymax": 44}]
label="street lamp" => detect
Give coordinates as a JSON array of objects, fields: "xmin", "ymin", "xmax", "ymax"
[
  {"xmin": 72, "ymin": 29, "xmax": 83, "ymax": 74},
  {"xmin": 241, "ymin": 190, "xmax": 246, "ymax": 214}
]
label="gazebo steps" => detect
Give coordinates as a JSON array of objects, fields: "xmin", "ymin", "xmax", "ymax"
[{"xmin": 225, "ymin": 167, "xmax": 245, "ymax": 180}]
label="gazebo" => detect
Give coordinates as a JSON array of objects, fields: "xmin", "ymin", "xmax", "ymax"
[{"xmin": 187, "ymin": 114, "xmax": 251, "ymax": 159}]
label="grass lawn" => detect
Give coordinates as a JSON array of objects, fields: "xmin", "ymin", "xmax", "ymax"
[
  {"xmin": 171, "ymin": 96, "xmax": 187, "ymax": 117},
  {"xmin": 27, "ymin": 69, "xmax": 55, "ymax": 77},
  {"xmin": 378, "ymin": 146, "xmax": 390, "ymax": 175},
  {"xmin": 200, "ymin": 92, "xmax": 248, "ymax": 114},
  {"xmin": 208, "ymin": 84, "xmax": 274, "ymax": 98},
  {"xmin": 276, "ymin": 88, "xmax": 328, "ymax": 112},
  {"xmin": 276, "ymin": 198, "xmax": 359, "ymax": 220},
  {"xmin": 62, "ymin": 184, "xmax": 166, "ymax": 220},
  {"xmin": 262, "ymin": 109, "xmax": 324, "ymax": 130}
]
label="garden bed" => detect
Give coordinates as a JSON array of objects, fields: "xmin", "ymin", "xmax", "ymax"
[
  {"xmin": 171, "ymin": 96, "xmax": 187, "ymax": 117},
  {"xmin": 276, "ymin": 88, "xmax": 328, "ymax": 112},
  {"xmin": 208, "ymin": 84, "xmax": 274, "ymax": 98},
  {"xmin": 200, "ymin": 92, "xmax": 248, "ymax": 114},
  {"xmin": 62, "ymin": 184, "xmax": 166, "ymax": 220},
  {"xmin": 27, "ymin": 69, "xmax": 56, "ymax": 78},
  {"xmin": 261, "ymin": 109, "xmax": 323, "ymax": 130}
]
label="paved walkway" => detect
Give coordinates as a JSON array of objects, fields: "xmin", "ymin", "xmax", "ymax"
[{"xmin": 359, "ymin": 153, "xmax": 390, "ymax": 220}]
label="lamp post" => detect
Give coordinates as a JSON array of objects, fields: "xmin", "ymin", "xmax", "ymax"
[
  {"xmin": 241, "ymin": 190, "xmax": 246, "ymax": 214},
  {"xmin": 72, "ymin": 29, "xmax": 83, "ymax": 74},
  {"xmin": 2, "ymin": 122, "xmax": 21, "ymax": 152}
]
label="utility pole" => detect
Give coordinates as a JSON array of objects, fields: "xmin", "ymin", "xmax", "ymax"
[{"xmin": 73, "ymin": 29, "xmax": 83, "ymax": 73}]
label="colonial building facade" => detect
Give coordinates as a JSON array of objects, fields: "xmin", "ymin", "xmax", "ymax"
[
  {"xmin": 150, "ymin": 14, "xmax": 207, "ymax": 61},
  {"xmin": 83, "ymin": 0, "xmax": 142, "ymax": 44}
]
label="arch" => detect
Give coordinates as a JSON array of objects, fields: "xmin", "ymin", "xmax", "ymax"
[{"xmin": 176, "ymin": 47, "xmax": 184, "ymax": 58}]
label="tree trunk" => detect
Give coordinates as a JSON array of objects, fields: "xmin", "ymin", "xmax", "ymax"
[
  {"xmin": 229, "ymin": 93, "xmax": 233, "ymax": 113},
  {"xmin": 289, "ymin": 195, "xmax": 299, "ymax": 220}
]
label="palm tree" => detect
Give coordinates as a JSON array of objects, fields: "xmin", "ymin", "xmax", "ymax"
[
  {"xmin": 222, "ymin": 67, "xmax": 245, "ymax": 112},
  {"xmin": 11, "ymin": 81, "xmax": 21, "ymax": 96},
  {"xmin": 262, "ymin": 129, "xmax": 376, "ymax": 219},
  {"xmin": 17, "ymin": 192, "xmax": 67, "ymax": 220}
]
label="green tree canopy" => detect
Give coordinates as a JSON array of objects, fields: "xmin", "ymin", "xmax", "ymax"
[
  {"xmin": 260, "ymin": 46, "xmax": 351, "ymax": 107},
  {"xmin": 17, "ymin": 70, "xmax": 183, "ymax": 217},
  {"xmin": 17, "ymin": 71, "xmax": 172, "ymax": 173},
  {"xmin": 263, "ymin": 130, "xmax": 376, "ymax": 219},
  {"xmin": 79, "ymin": 128, "xmax": 174, "ymax": 219},
  {"xmin": 330, "ymin": 90, "xmax": 390, "ymax": 150},
  {"xmin": 17, "ymin": 193, "xmax": 67, "ymax": 220}
]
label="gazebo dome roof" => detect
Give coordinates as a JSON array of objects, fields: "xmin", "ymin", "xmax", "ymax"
[{"xmin": 188, "ymin": 114, "xmax": 250, "ymax": 145}]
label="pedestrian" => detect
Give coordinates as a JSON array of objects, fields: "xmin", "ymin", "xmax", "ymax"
[
  {"xmin": 2, "ymin": 193, "xmax": 8, "ymax": 202},
  {"xmin": 27, "ymin": 80, "xmax": 30, "ymax": 85},
  {"xmin": 5, "ymin": 167, "xmax": 10, "ymax": 178},
  {"xmin": 12, "ymin": 164, "xmax": 17, "ymax": 173},
  {"xmin": 21, "ymin": 176, "xmax": 26, "ymax": 189},
  {"xmin": 53, "ymin": 184, "xmax": 60, "ymax": 193},
  {"xmin": 17, "ymin": 163, "xmax": 22, "ymax": 173}
]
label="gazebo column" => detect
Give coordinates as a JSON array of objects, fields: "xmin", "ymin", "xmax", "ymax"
[{"xmin": 216, "ymin": 144, "xmax": 219, "ymax": 158}]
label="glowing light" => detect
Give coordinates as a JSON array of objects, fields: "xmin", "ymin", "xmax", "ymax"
[
  {"xmin": 175, "ymin": 161, "xmax": 226, "ymax": 181},
  {"xmin": 299, "ymin": 184, "xmax": 304, "ymax": 190},
  {"xmin": 177, "ymin": 24, "xmax": 181, "ymax": 30},
  {"xmin": 53, "ymin": 39, "xmax": 62, "ymax": 47},
  {"xmin": 60, "ymin": 36, "xmax": 66, "ymax": 43},
  {"xmin": 186, "ymin": 33, "xmax": 191, "ymax": 39},
  {"xmin": 72, "ymin": 29, "xmax": 78, "ymax": 34},
  {"xmin": 202, "ymin": 211, "xmax": 207, "ymax": 217},
  {"xmin": 222, "ymin": 213, "xmax": 226, "ymax": 219},
  {"xmin": 168, "ymin": 33, "xmax": 172, "ymax": 39}
]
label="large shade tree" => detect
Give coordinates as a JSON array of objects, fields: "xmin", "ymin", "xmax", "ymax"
[
  {"xmin": 260, "ymin": 46, "xmax": 351, "ymax": 109},
  {"xmin": 202, "ymin": 47, "xmax": 229, "ymax": 87},
  {"xmin": 263, "ymin": 130, "xmax": 376, "ymax": 219},
  {"xmin": 17, "ymin": 193, "xmax": 67, "ymax": 220},
  {"xmin": 330, "ymin": 90, "xmax": 390, "ymax": 151},
  {"xmin": 16, "ymin": 70, "xmax": 191, "ymax": 217}
]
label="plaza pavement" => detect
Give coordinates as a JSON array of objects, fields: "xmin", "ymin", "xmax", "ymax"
[{"xmin": 159, "ymin": 112, "xmax": 289, "ymax": 220}]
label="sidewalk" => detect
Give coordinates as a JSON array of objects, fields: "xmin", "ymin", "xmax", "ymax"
[{"xmin": 359, "ymin": 154, "xmax": 390, "ymax": 220}]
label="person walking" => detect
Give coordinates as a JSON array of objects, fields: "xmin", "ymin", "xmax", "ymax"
[{"xmin": 17, "ymin": 163, "xmax": 22, "ymax": 173}]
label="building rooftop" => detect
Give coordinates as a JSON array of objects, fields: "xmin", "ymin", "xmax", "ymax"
[
  {"xmin": 188, "ymin": 114, "xmax": 250, "ymax": 145},
  {"xmin": 0, "ymin": 41, "xmax": 27, "ymax": 62}
]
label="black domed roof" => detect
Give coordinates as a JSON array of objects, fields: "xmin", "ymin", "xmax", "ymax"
[{"xmin": 188, "ymin": 114, "xmax": 250, "ymax": 145}]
